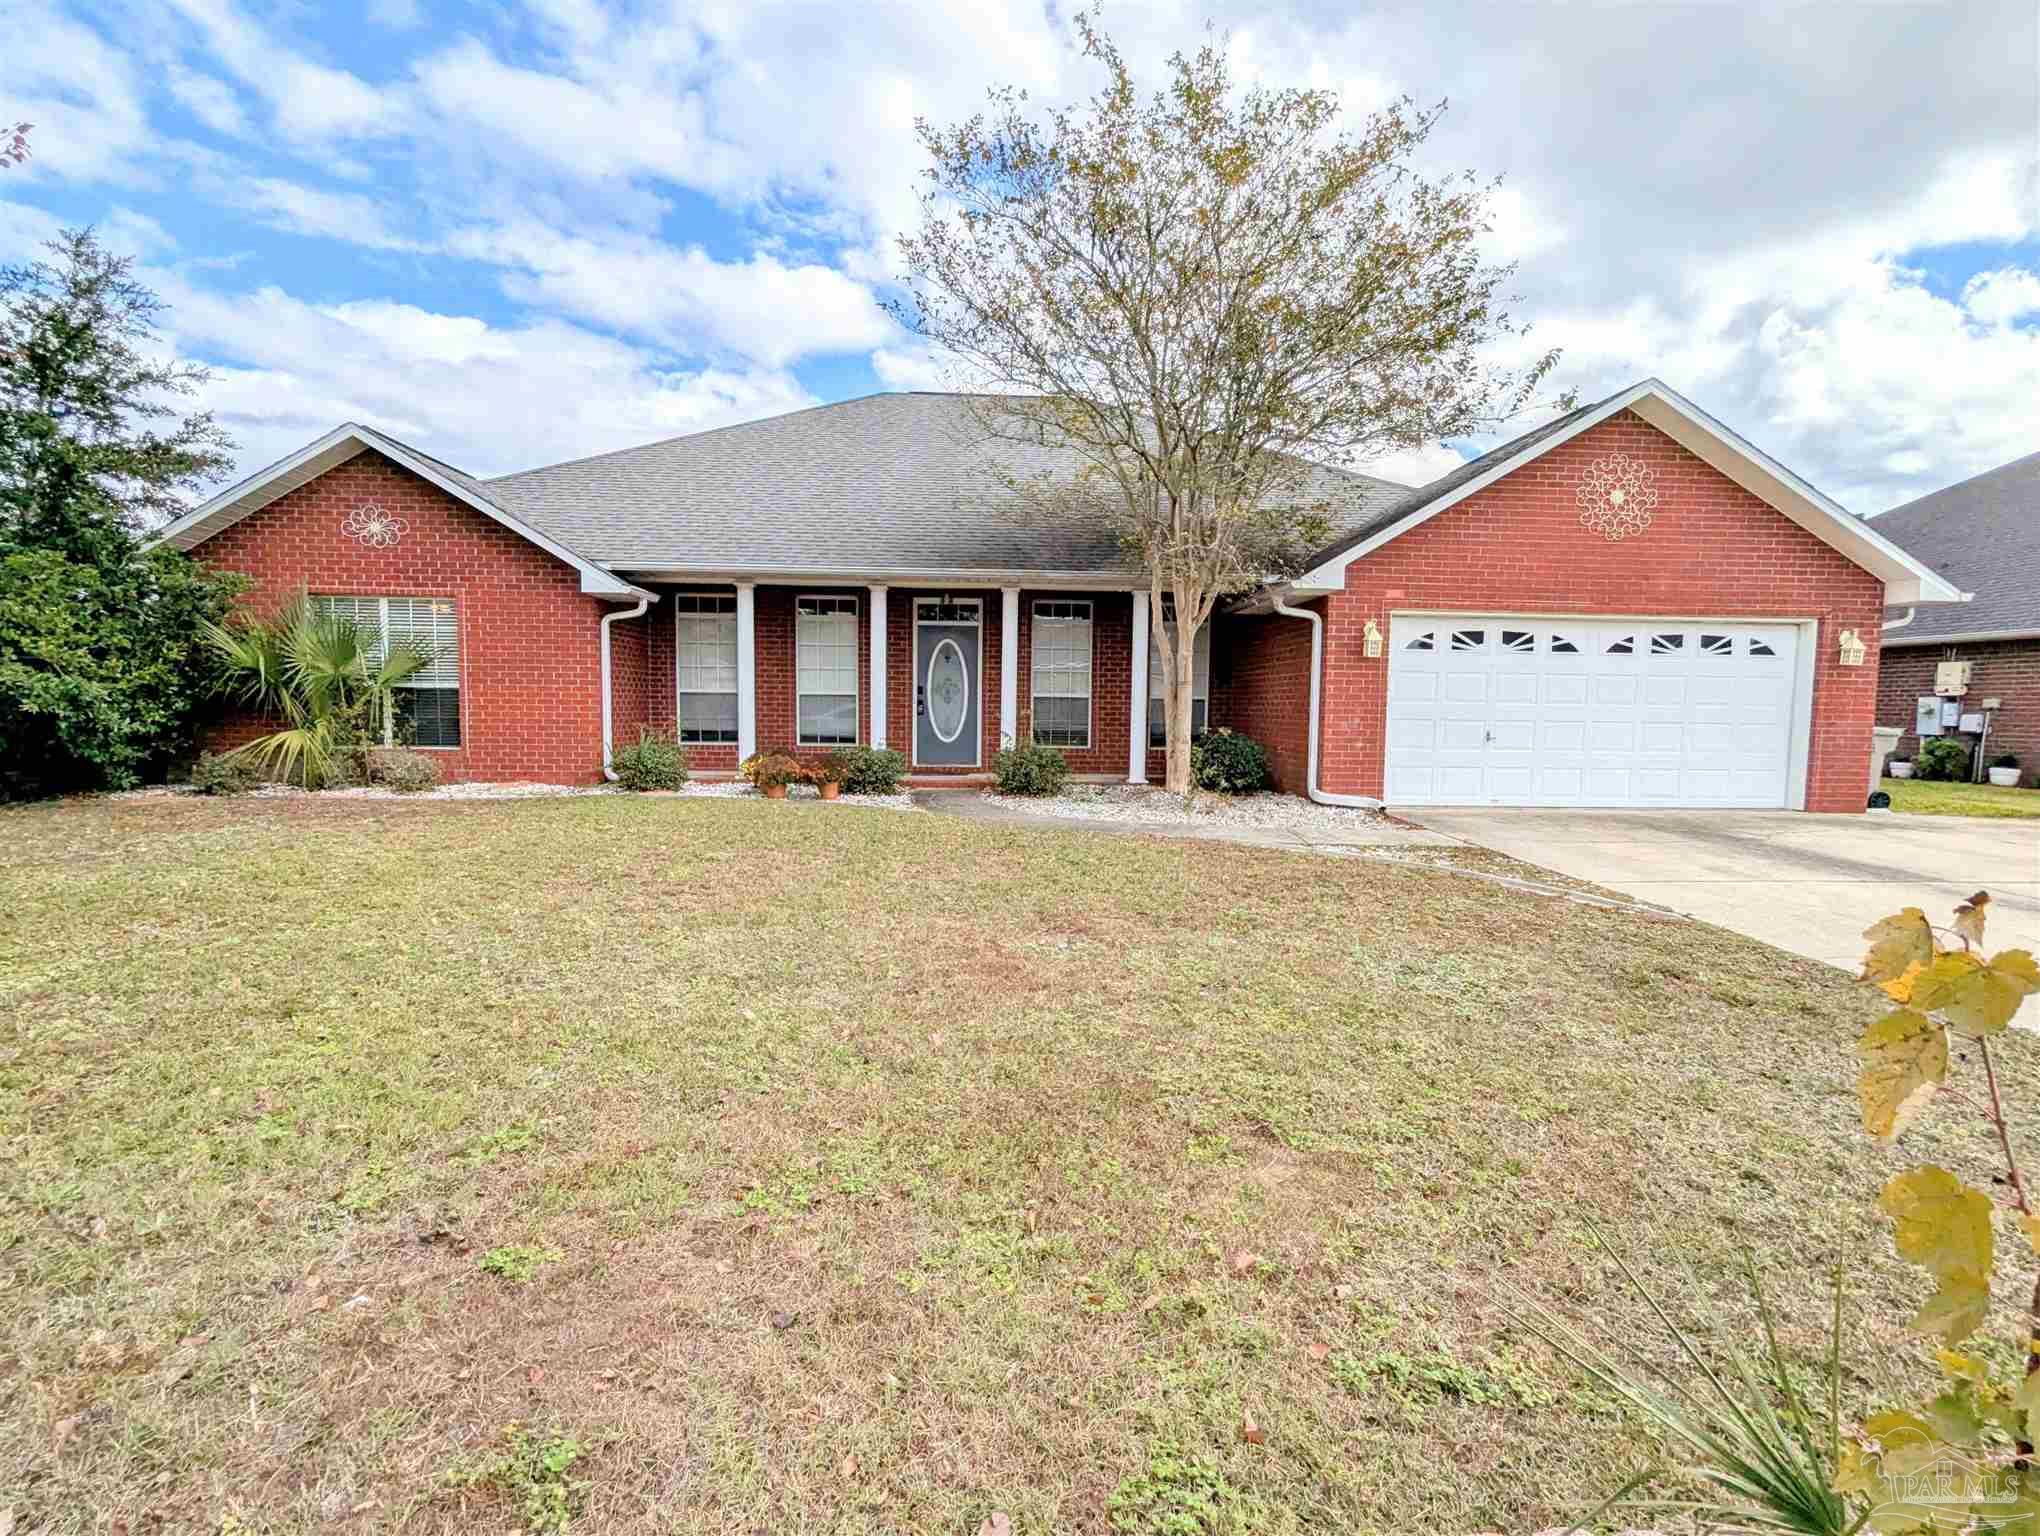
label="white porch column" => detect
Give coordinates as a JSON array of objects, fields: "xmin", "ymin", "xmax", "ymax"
[
  {"xmin": 735, "ymin": 581, "xmax": 758, "ymax": 762},
  {"xmin": 999, "ymin": 587, "xmax": 1021, "ymax": 749},
  {"xmin": 868, "ymin": 585, "xmax": 889, "ymax": 748},
  {"xmin": 1127, "ymin": 591, "xmax": 1150, "ymax": 783}
]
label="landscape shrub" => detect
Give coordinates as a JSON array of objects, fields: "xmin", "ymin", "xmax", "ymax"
[
  {"xmin": 993, "ymin": 740, "xmax": 1070, "ymax": 796},
  {"xmin": 1190, "ymin": 727, "xmax": 1269, "ymax": 793},
  {"xmin": 832, "ymin": 744, "xmax": 908, "ymax": 795},
  {"xmin": 369, "ymin": 748, "xmax": 444, "ymax": 794},
  {"xmin": 1914, "ymin": 736, "xmax": 1969, "ymax": 781},
  {"xmin": 189, "ymin": 749, "xmax": 260, "ymax": 796},
  {"xmin": 608, "ymin": 729, "xmax": 688, "ymax": 791},
  {"xmin": 1989, "ymin": 752, "xmax": 2019, "ymax": 770}
]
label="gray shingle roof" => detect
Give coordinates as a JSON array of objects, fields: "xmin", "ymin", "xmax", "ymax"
[
  {"xmin": 484, "ymin": 392, "xmax": 1408, "ymax": 580},
  {"xmin": 1868, "ymin": 450, "xmax": 2040, "ymax": 640},
  {"xmin": 1294, "ymin": 392, "xmax": 1609, "ymax": 573}
]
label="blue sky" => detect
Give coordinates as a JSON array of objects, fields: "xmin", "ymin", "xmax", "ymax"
[{"xmin": 4, "ymin": 0, "xmax": 2037, "ymax": 513}]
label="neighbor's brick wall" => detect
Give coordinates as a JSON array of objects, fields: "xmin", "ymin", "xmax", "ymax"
[
  {"xmin": 1221, "ymin": 609, "xmax": 1316, "ymax": 794},
  {"xmin": 1320, "ymin": 410, "xmax": 1888, "ymax": 813},
  {"xmin": 196, "ymin": 450, "xmax": 627, "ymax": 784},
  {"xmin": 1877, "ymin": 638, "xmax": 2040, "ymax": 787}
]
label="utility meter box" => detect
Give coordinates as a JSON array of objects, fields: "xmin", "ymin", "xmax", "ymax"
[
  {"xmin": 1915, "ymin": 696, "xmax": 1943, "ymax": 736},
  {"xmin": 1935, "ymin": 660, "xmax": 1973, "ymax": 696}
]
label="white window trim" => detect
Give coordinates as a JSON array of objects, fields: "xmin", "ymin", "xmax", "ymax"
[
  {"xmin": 795, "ymin": 593, "xmax": 860, "ymax": 747},
  {"xmin": 1030, "ymin": 599, "xmax": 1094, "ymax": 749},
  {"xmin": 673, "ymin": 591, "xmax": 740, "ymax": 746},
  {"xmin": 313, "ymin": 593, "xmax": 462, "ymax": 751}
]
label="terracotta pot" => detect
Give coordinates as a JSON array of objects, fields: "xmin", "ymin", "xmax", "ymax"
[
  {"xmin": 763, "ymin": 783, "xmax": 788, "ymax": 799},
  {"xmin": 819, "ymin": 781, "xmax": 841, "ymax": 800}
]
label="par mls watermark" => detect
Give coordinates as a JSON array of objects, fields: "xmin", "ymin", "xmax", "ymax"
[{"xmin": 1864, "ymin": 1445, "xmax": 2029, "ymax": 1532}]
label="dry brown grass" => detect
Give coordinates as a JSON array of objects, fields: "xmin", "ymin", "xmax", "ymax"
[{"xmin": 0, "ymin": 792, "xmax": 2017, "ymax": 1534}]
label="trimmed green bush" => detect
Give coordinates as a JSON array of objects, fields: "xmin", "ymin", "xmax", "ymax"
[
  {"xmin": 1190, "ymin": 727, "xmax": 1269, "ymax": 793},
  {"xmin": 369, "ymin": 748, "xmax": 444, "ymax": 794},
  {"xmin": 190, "ymin": 750, "xmax": 260, "ymax": 796},
  {"xmin": 1915, "ymin": 736, "xmax": 1970, "ymax": 782},
  {"xmin": 610, "ymin": 729, "xmax": 689, "ymax": 791},
  {"xmin": 993, "ymin": 740, "xmax": 1071, "ymax": 796},
  {"xmin": 832, "ymin": 744, "xmax": 908, "ymax": 795}
]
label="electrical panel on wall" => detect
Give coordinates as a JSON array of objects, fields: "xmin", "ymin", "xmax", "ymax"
[
  {"xmin": 1935, "ymin": 660, "xmax": 1973, "ymax": 696},
  {"xmin": 1915, "ymin": 696, "xmax": 1943, "ymax": 736}
]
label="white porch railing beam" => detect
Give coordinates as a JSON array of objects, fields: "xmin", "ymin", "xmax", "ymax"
[
  {"xmin": 1127, "ymin": 591, "xmax": 1150, "ymax": 784},
  {"xmin": 735, "ymin": 581, "xmax": 758, "ymax": 762},
  {"xmin": 868, "ymin": 585, "xmax": 889, "ymax": 748},
  {"xmin": 999, "ymin": 586, "xmax": 1021, "ymax": 750}
]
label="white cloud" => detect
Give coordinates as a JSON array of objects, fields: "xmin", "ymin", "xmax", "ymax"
[
  {"xmin": 448, "ymin": 222, "xmax": 898, "ymax": 367},
  {"xmin": 0, "ymin": 9, "xmax": 152, "ymax": 182},
  {"xmin": 152, "ymin": 276, "xmax": 819, "ymax": 478},
  {"xmin": 1964, "ymin": 268, "xmax": 2040, "ymax": 328},
  {"xmin": 162, "ymin": 0, "xmax": 406, "ymax": 144},
  {"xmin": 166, "ymin": 66, "xmax": 246, "ymax": 137},
  {"xmin": 227, "ymin": 178, "xmax": 424, "ymax": 252}
]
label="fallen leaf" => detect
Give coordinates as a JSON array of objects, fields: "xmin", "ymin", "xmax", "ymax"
[
  {"xmin": 51, "ymin": 1415, "xmax": 79, "ymax": 1455},
  {"xmin": 1229, "ymin": 1250, "xmax": 1260, "ymax": 1276},
  {"xmin": 977, "ymin": 1514, "xmax": 1013, "ymax": 1536},
  {"xmin": 311, "ymin": 1295, "xmax": 332, "ymax": 1312},
  {"xmin": 839, "ymin": 1452, "xmax": 860, "ymax": 1478},
  {"xmin": 771, "ymin": 1311, "xmax": 797, "ymax": 1331},
  {"xmin": 526, "ymin": 1366, "xmax": 544, "ymax": 1386},
  {"xmin": 1240, "ymin": 1407, "xmax": 1264, "ymax": 1445},
  {"xmin": 1308, "ymin": 1341, "xmax": 1330, "ymax": 1362}
]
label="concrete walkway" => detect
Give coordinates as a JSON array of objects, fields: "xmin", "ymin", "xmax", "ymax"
[{"xmin": 1405, "ymin": 808, "xmax": 2040, "ymax": 973}]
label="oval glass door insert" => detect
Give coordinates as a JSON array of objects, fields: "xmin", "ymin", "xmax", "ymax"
[{"xmin": 927, "ymin": 638, "xmax": 969, "ymax": 743}]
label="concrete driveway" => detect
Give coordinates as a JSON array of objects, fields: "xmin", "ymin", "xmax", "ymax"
[{"xmin": 1404, "ymin": 809, "xmax": 2040, "ymax": 973}]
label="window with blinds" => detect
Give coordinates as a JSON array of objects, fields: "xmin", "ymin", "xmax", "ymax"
[
  {"xmin": 312, "ymin": 595, "xmax": 461, "ymax": 747},
  {"xmin": 1147, "ymin": 611, "xmax": 1211, "ymax": 746},
  {"xmin": 796, "ymin": 595, "xmax": 858, "ymax": 745},
  {"xmin": 674, "ymin": 593, "xmax": 739, "ymax": 743},
  {"xmin": 1030, "ymin": 600, "xmax": 1092, "ymax": 747}
]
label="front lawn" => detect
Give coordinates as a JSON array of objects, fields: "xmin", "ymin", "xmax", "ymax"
[
  {"xmin": 1884, "ymin": 776, "xmax": 2040, "ymax": 816},
  {"xmin": 0, "ymin": 795, "xmax": 2001, "ymax": 1533}
]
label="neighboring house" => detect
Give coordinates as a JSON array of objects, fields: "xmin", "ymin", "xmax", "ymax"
[
  {"xmin": 1870, "ymin": 451, "xmax": 2038, "ymax": 786},
  {"xmin": 158, "ymin": 378, "xmax": 1957, "ymax": 811}
]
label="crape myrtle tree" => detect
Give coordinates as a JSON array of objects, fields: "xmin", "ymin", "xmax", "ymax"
[
  {"xmin": 892, "ymin": 13, "xmax": 1566, "ymax": 793},
  {"xmin": 0, "ymin": 228, "xmax": 240, "ymax": 797}
]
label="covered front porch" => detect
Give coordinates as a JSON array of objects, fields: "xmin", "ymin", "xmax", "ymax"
[{"xmin": 617, "ymin": 583, "xmax": 1214, "ymax": 783}]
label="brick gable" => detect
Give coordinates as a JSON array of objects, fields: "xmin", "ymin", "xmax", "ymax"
[{"xmin": 1320, "ymin": 410, "xmax": 1887, "ymax": 812}]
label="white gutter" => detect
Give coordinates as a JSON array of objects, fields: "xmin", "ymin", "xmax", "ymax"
[
  {"xmin": 1882, "ymin": 607, "xmax": 1916, "ymax": 632},
  {"xmin": 1271, "ymin": 595, "xmax": 1382, "ymax": 810},
  {"xmin": 600, "ymin": 594, "xmax": 654, "ymax": 781}
]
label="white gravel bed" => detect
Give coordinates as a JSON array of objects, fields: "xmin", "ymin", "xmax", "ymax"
[
  {"xmin": 672, "ymin": 780, "xmax": 918, "ymax": 811},
  {"xmin": 982, "ymin": 783, "xmax": 1388, "ymax": 831},
  {"xmin": 252, "ymin": 780, "xmax": 616, "ymax": 800}
]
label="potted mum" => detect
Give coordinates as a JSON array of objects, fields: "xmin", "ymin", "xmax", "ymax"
[
  {"xmin": 740, "ymin": 750, "xmax": 805, "ymax": 800},
  {"xmin": 811, "ymin": 750, "xmax": 851, "ymax": 800},
  {"xmin": 1988, "ymin": 752, "xmax": 2021, "ymax": 787}
]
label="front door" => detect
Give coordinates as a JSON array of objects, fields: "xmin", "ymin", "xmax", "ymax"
[{"xmin": 915, "ymin": 600, "xmax": 981, "ymax": 766}]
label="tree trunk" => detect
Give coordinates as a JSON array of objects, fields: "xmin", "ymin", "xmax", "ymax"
[{"xmin": 1162, "ymin": 626, "xmax": 1198, "ymax": 795}]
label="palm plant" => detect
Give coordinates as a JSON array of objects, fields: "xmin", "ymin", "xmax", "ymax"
[
  {"xmin": 1512, "ymin": 1234, "xmax": 1865, "ymax": 1535},
  {"xmin": 200, "ymin": 595, "xmax": 428, "ymax": 788}
]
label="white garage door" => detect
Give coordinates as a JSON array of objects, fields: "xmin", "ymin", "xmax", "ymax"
[{"xmin": 1385, "ymin": 617, "xmax": 1803, "ymax": 808}]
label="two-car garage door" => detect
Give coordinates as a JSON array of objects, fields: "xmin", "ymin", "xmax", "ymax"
[{"xmin": 1384, "ymin": 616, "xmax": 1803, "ymax": 808}]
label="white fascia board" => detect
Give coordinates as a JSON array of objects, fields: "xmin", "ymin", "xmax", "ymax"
[
  {"xmin": 1882, "ymin": 627, "xmax": 2040, "ymax": 648},
  {"xmin": 151, "ymin": 422, "xmax": 643, "ymax": 599},
  {"xmin": 1288, "ymin": 379, "xmax": 1966, "ymax": 608},
  {"xmin": 617, "ymin": 566, "xmax": 1148, "ymax": 591}
]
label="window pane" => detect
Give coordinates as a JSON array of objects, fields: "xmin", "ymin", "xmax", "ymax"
[
  {"xmin": 1032, "ymin": 694, "xmax": 1089, "ymax": 747},
  {"xmin": 678, "ymin": 692, "xmax": 738, "ymax": 743},
  {"xmin": 1148, "ymin": 696, "xmax": 1209, "ymax": 746},
  {"xmin": 397, "ymin": 687, "xmax": 461, "ymax": 748},
  {"xmin": 386, "ymin": 598, "xmax": 459, "ymax": 687},
  {"xmin": 1032, "ymin": 602, "xmax": 1092, "ymax": 707},
  {"xmin": 798, "ymin": 694, "xmax": 856, "ymax": 744},
  {"xmin": 1147, "ymin": 620, "xmax": 1211, "ymax": 712},
  {"xmin": 678, "ymin": 611, "xmax": 737, "ymax": 693}
]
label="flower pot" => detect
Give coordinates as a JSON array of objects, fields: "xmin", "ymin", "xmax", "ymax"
[
  {"xmin": 1887, "ymin": 761, "xmax": 1914, "ymax": 780},
  {"xmin": 1989, "ymin": 766, "xmax": 2021, "ymax": 787},
  {"xmin": 818, "ymin": 781, "xmax": 841, "ymax": 800},
  {"xmin": 763, "ymin": 783, "xmax": 788, "ymax": 799}
]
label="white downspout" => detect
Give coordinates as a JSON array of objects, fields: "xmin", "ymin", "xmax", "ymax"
[
  {"xmin": 1883, "ymin": 607, "xmax": 1916, "ymax": 632},
  {"xmin": 1271, "ymin": 596, "xmax": 1381, "ymax": 809},
  {"xmin": 601, "ymin": 594, "xmax": 653, "ymax": 781}
]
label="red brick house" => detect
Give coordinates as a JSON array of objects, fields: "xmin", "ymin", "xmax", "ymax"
[
  {"xmin": 1870, "ymin": 451, "xmax": 2038, "ymax": 786},
  {"xmin": 158, "ymin": 379, "xmax": 1957, "ymax": 811}
]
